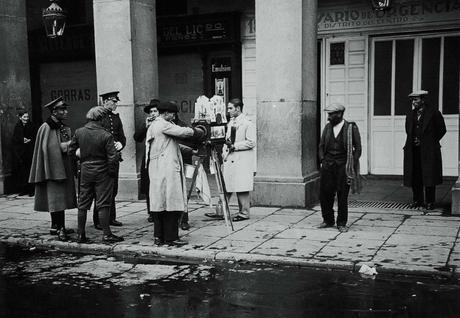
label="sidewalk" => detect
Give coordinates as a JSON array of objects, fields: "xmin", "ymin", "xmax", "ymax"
[{"xmin": 1, "ymin": 194, "xmax": 459, "ymax": 277}]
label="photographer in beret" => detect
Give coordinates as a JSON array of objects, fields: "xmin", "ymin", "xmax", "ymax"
[
  {"xmin": 146, "ymin": 101, "xmax": 205, "ymax": 246},
  {"xmin": 93, "ymin": 91, "xmax": 126, "ymax": 229}
]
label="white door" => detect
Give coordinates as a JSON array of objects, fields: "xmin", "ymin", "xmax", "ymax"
[
  {"xmin": 324, "ymin": 36, "xmax": 368, "ymax": 173},
  {"xmin": 370, "ymin": 34, "xmax": 459, "ymax": 176}
]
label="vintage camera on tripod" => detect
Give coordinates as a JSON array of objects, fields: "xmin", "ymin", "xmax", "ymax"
[{"xmin": 191, "ymin": 119, "xmax": 227, "ymax": 158}]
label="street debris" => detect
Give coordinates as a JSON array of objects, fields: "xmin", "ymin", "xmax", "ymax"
[{"xmin": 359, "ymin": 263, "xmax": 378, "ymax": 277}]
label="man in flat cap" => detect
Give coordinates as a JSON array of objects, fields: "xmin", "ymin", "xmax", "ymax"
[
  {"xmin": 29, "ymin": 96, "xmax": 77, "ymax": 241},
  {"xmin": 134, "ymin": 99, "xmax": 160, "ymax": 223},
  {"xmin": 403, "ymin": 90, "xmax": 446, "ymax": 210},
  {"xmin": 318, "ymin": 103, "xmax": 361, "ymax": 232},
  {"xmin": 69, "ymin": 106, "xmax": 123, "ymax": 243},
  {"xmin": 146, "ymin": 101, "xmax": 205, "ymax": 247},
  {"xmin": 93, "ymin": 91, "xmax": 126, "ymax": 229}
]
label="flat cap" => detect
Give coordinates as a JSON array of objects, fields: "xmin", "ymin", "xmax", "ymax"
[
  {"xmin": 144, "ymin": 99, "xmax": 160, "ymax": 114},
  {"xmin": 324, "ymin": 103, "xmax": 345, "ymax": 113},
  {"xmin": 43, "ymin": 96, "xmax": 68, "ymax": 110},
  {"xmin": 408, "ymin": 90, "xmax": 428, "ymax": 97},
  {"xmin": 99, "ymin": 91, "xmax": 120, "ymax": 101},
  {"xmin": 86, "ymin": 106, "xmax": 108, "ymax": 121},
  {"xmin": 157, "ymin": 101, "xmax": 178, "ymax": 113}
]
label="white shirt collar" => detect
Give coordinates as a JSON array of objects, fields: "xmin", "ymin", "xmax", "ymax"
[{"xmin": 333, "ymin": 120, "xmax": 345, "ymax": 138}]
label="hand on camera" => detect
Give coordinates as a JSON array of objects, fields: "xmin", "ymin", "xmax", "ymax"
[{"xmin": 114, "ymin": 141, "xmax": 123, "ymax": 151}]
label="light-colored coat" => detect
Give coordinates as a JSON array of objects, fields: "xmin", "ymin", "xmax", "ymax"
[
  {"xmin": 29, "ymin": 121, "xmax": 77, "ymax": 212},
  {"xmin": 222, "ymin": 114, "xmax": 256, "ymax": 192},
  {"xmin": 146, "ymin": 117, "xmax": 194, "ymax": 212}
]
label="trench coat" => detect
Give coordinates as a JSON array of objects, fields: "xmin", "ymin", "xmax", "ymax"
[
  {"xmin": 134, "ymin": 126, "xmax": 149, "ymax": 195},
  {"xmin": 28, "ymin": 118, "xmax": 77, "ymax": 212},
  {"xmin": 403, "ymin": 105, "xmax": 446, "ymax": 187},
  {"xmin": 222, "ymin": 114, "xmax": 256, "ymax": 192},
  {"xmin": 146, "ymin": 117, "xmax": 194, "ymax": 212}
]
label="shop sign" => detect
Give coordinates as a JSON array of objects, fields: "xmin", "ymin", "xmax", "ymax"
[
  {"xmin": 318, "ymin": 0, "xmax": 460, "ymax": 33},
  {"xmin": 157, "ymin": 13, "xmax": 239, "ymax": 48}
]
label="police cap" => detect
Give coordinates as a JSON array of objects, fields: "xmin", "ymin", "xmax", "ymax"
[
  {"xmin": 99, "ymin": 91, "xmax": 120, "ymax": 102},
  {"xmin": 43, "ymin": 96, "xmax": 68, "ymax": 111}
]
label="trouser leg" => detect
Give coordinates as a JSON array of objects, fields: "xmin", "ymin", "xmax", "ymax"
[
  {"xmin": 336, "ymin": 164, "xmax": 349, "ymax": 226},
  {"xmin": 320, "ymin": 166, "xmax": 336, "ymax": 225},
  {"xmin": 98, "ymin": 207, "xmax": 112, "ymax": 236},
  {"xmin": 54, "ymin": 210, "xmax": 65, "ymax": 229},
  {"xmin": 236, "ymin": 192, "xmax": 250, "ymax": 218},
  {"xmin": 412, "ymin": 147, "xmax": 424, "ymax": 204},
  {"xmin": 152, "ymin": 212, "xmax": 164, "ymax": 241},
  {"xmin": 93, "ymin": 202, "xmax": 99, "ymax": 226},
  {"xmin": 164, "ymin": 211, "xmax": 181, "ymax": 242},
  {"xmin": 425, "ymin": 186, "xmax": 436, "ymax": 204},
  {"xmin": 110, "ymin": 164, "xmax": 119, "ymax": 222},
  {"xmin": 50, "ymin": 211, "xmax": 58, "ymax": 230},
  {"xmin": 77, "ymin": 209, "xmax": 87, "ymax": 235},
  {"xmin": 181, "ymin": 212, "xmax": 189, "ymax": 223}
]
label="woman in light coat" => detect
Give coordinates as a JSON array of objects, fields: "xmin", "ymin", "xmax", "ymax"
[{"xmin": 146, "ymin": 101, "xmax": 203, "ymax": 246}]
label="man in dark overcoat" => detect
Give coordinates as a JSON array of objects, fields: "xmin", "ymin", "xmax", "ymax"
[
  {"xmin": 403, "ymin": 90, "xmax": 446, "ymax": 210},
  {"xmin": 93, "ymin": 91, "xmax": 126, "ymax": 229},
  {"xmin": 318, "ymin": 103, "xmax": 361, "ymax": 233},
  {"xmin": 69, "ymin": 106, "xmax": 123, "ymax": 244},
  {"xmin": 28, "ymin": 97, "xmax": 77, "ymax": 241}
]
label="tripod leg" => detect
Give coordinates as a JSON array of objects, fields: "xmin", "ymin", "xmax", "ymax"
[
  {"xmin": 211, "ymin": 148, "xmax": 234, "ymax": 232},
  {"xmin": 181, "ymin": 158, "xmax": 202, "ymax": 227}
]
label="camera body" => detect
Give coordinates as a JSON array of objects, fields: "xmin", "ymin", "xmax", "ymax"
[{"xmin": 192, "ymin": 119, "xmax": 227, "ymax": 146}]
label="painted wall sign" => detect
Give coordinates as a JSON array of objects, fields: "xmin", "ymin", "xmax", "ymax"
[
  {"xmin": 157, "ymin": 13, "xmax": 240, "ymax": 48},
  {"xmin": 318, "ymin": 0, "xmax": 460, "ymax": 33}
]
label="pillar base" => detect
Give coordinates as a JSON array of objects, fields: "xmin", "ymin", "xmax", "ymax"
[
  {"xmin": 451, "ymin": 180, "xmax": 460, "ymax": 215},
  {"xmin": 252, "ymin": 173, "xmax": 320, "ymax": 208},
  {"xmin": 117, "ymin": 176, "xmax": 140, "ymax": 201}
]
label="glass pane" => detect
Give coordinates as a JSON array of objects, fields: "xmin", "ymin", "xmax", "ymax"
[
  {"xmin": 330, "ymin": 42, "xmax": 345, "ymax": 65},
  {"xmin": 374, "ymin": 41, "xmax": 392, "ymax": 116},
  {"xmin": 443, "ymin": 36, "xmax": 460, "ymax": 114},
  {"xmin": 395, "ymin": 40, "xmax": 414, "ymax": 115},
  {"xmin": 421, "ymin": 37, "xmax": 441, "ymax": 109}
]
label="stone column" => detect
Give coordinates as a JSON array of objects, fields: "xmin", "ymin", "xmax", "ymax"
[
  {"xmin": 93, "ymin": 0, "xmax": 158, "ymax": 200},
  {"xmin": 0, "ymin": 0, "xmax": 32, "ymax": 194},
  {"xmin": 451, "ymin": 73, "xmax": 460, "ymax": 215},
  {"xmin": 253, "ymin": 0, "xmax": 319, "ymax": 207}
]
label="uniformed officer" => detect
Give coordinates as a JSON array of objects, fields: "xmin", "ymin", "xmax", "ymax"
[
  {"xmin": 93, "ymin": 91, "xmax": 126, "ymax": 229},
  {"xmin": 69, "ymin": 106, "xmax": 123, "ymax": 243}
]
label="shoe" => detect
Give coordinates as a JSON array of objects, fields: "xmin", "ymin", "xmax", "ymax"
[
  {"xmin": 204, "ymin": 213, "xmax": 224, "ymax": 220},
  {"xmin": 94, "ymin": 224, "xmax": 103, "ymax": 231},
  {"xmin": 102, "ymin": 234, "xmax": 124, "ymax": 243},
  {"xmin": 166, "ymin": 239, "xmax": 188, "ymax": 247},
  {"xmin": 232, "ymin": 215, "xmax": 249, "ymax": 222},
  {"xmin": 110, "ymin": 220, "xmax": 123, "ymax": 226},
  {"xmin": 426, "ymin": 203, "xmax": 435, "ymax": 210},
  {"xmin": 50, "ymin": 228, "xmax": 75, "ymax": 235},
  {"xmin": 154, "ymin": 237, "xmax": 164, "ymax": 246},
  {"xmin": 318, "ymin": 222, "xmax": 335, "ymax": 229},
  {"xmin": 76, "ymin": 233, "xmax": 90, "ymax": 244},
  {"xmin": 57, "ymin": 228, "xmax": 69, "ymax": 241},
  {"xmin": 337, "ymin": 225, "xmax": 348, "ymax": 233},
  {"xmin": 180, "ymin": 222, "xmax": 191, "ymax": 231},
  {"xmin": 409, "ymin": 201, "xmax": 422, "ymax": 209},
  {"xmin": 147, "ymin": 215, "xmax": 154, "ymax": 223}
]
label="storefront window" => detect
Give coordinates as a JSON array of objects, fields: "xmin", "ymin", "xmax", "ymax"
[
  {"xmin": 373, "ymin": 41, "xmax": 392, "ymax": 116},
  {"xmin": 443, "ymin": 36, "xmax": 460, "ymax": 115},
  {"xmin": 421, "ymin": 37, "xmax": 441, "ymax": 110},
  {"xmin": 395, "ymin": 40, "xmax": 414, "ymax": 115}
]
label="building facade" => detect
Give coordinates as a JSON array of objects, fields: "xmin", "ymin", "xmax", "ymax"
[{"xmin": 1, "ymin": 0, "xmax": 459, "ymax": 212}]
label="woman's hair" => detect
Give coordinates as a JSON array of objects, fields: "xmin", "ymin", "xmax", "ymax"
[
  {"xmin": 229, "ymin": 98, "xmax": 244, "ymax": 111},
  {"xmin": 86, "ymin": 106, "xmax": 107, "ymax": 121},
  {"xmin": 17, "ymin": 109, "xmax": 28, "ymax": 117}
]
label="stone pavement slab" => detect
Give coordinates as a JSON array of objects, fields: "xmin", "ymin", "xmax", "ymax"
[{"xmin": 1, "ymin": 195, "xmax": 460, "ymax": 277}]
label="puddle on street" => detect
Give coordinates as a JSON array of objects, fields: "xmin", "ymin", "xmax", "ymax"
[{"xmin": 1, "ymin": 243, "xmax": 460, "ymax": 317}]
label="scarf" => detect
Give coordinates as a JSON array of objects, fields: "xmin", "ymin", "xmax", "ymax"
[{"xmin": 345, "ymin": 122, "xmax": 362, "ymax": 194}]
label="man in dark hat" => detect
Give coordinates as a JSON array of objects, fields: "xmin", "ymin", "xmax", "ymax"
[
  {"xmin": 28, "ymin": 96, "xmax": 77, "ymax": 241},
  {"xmin": 134, "ymin": 99, "xmax": 160, "ymax": 223},
  {"xmin": 318, "ymin": 103, "xmax": 361, "ymax": 233},
  {"xmin": 146, "ymin": 101, "xmax": 205, "ymax": 246},
  {"xmin": 93, "ymin": 91, "xmax": 126, "ymax": 229},
  {"xmin": 403, "ymin": 90, "xmax": 446, "ymax": 210},
  {"xmin": 69, "ymin": 106, "xmax": 123, "ymax": 243}
]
